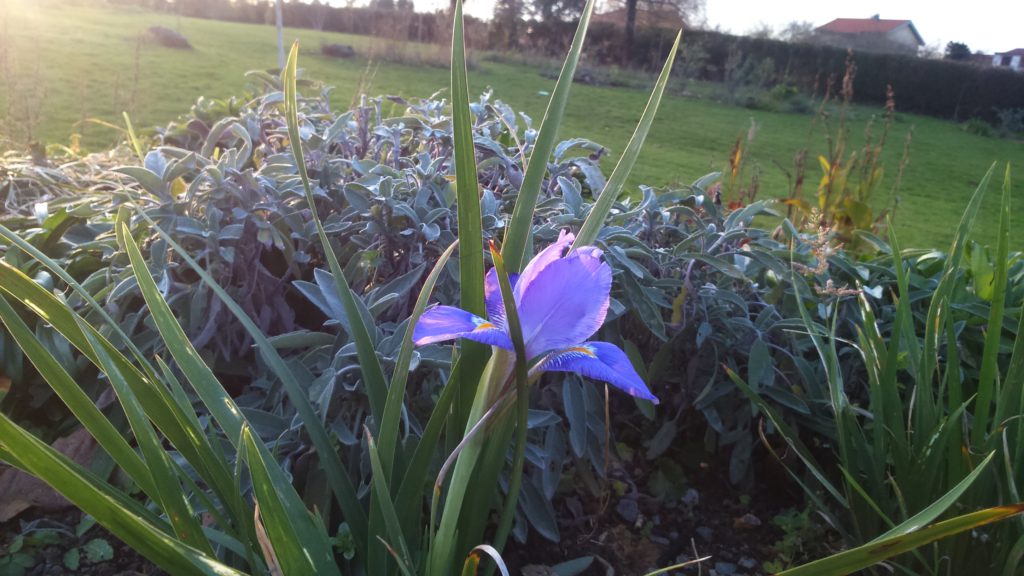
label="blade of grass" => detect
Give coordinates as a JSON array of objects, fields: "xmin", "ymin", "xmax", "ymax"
[
  {"xmin": 393, "ymin": 358, "xmax": 461, "ymax": 539},
  {"xmin": 0, "ymin": 262, "xmax": 239, "ymax": 523},
  {"xmin": 241, "ymin": 425, "xmax": 341, "ymax": 576},
  {"xmin": 777, "ymin": 504, "xmax": 1024, "ymax": 576},
  {"xmin": 972, "ymin": 165, "xmax": 1011, "ymax": 446},
  {"xmin": 725, "ymin": 366, "xmax": 848, "ymax": 507},
  {"xmin": 488, "ymin": 242, "xmax": 529, "ymax": 558},
  {"xmin": 0, "ymin": 413, "xmax": 244, "ymax": 576},
  {"xmin": 132, "ymin": 212, "xmax": 369, "ymax": 557},
  {"xmin": 919, "ymin": 164, "xmax": 994, "ymax": 443},
  {"xmin": 501, "ymin": 0, "xmax": 596, "ymax": 271},
  {"xmin": 447, "ymin": 0, "xmax": 491, "ymax": 449},
  {"xmin": 365, "ymin": 429, "xmax": 415, "ymax": 575},
  {"xmin": 572, "ymin": 30, "xmax": 680, "ymax": 249},
  {"xmin": 377, "ymin": 241, "xmax": 458, "ymax": 481},
  {"xmin": 282, "ymin": 42, "xmax": 389, "ymax": 435},
  {"xmin": 0, "ymin": 294, "xmax": 157, "ymax": 500},
  {"xmin": 449, "ymin": 0, "xmax": 485, "ymax": 319},
  {"xmin": 871, "ymin": 451, "xmax": 995, "ymax": 543},
  {"xmin": 78, "ymin": 317, "xmax": 214, "ymax": 556},
  {"xmin": 123, "ymin": 112, "xmax": 145, "ymax": 163}
]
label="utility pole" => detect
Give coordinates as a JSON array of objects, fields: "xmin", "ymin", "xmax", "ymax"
[{"xmin": 275, "ymin": 0, "xmax": 284, "ymax": 70}]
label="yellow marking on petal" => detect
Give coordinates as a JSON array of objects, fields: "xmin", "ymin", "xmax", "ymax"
[
  {"xmin": 473, "ymin": 322, "xmax": 496, "ymax": 331},
  {"xmin": 568, "ymin": 346, "xmax": 596, "ymax": 357}
]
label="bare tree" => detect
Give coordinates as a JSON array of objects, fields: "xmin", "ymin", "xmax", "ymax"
[
  {"xmin": 746, "ymin": 22, "xmax": 774, "ymax": 39},
  {"xmin": 778, "ymin": 20, "xmax": 815, "ymax": 43},
  {"xmin": 308, "ymin": 0, "xmax": 329, "ymax": 31},
  {"xmin": 608, "ymin": 0, "xmax": 703, "ymax": 64}
]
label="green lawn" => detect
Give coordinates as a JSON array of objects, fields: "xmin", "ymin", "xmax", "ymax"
[{"xmin": 2, "ymin": 0, "xmax": 1022, "ymax": 249}]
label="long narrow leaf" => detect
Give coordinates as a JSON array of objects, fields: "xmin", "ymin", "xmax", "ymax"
[
  {"xmin": 972, "ymin": 165, "xmax": 1011, "ymax": 445},
  {"xmin": 501, "ymin": 0, "xmax": 596, "ymax": 271},
  {"xmin": 0, "ymin": 294, "xmax": 157, "ymax": 499},
  {"xmin": 282, "ymin": 43, "xmax": 390, "ymax": 433},
  {"xmin": 365, "ymin": 430, "xmax": 415, "ymax": 574},
  {"xmin": 449, "ymin": 0, "xmax": 485, "ymax": 318},
  {"xmin": 133, "ymin": 212, "xmax": 369, "ymax": 556},
  {"xmin": 0, "ymin": 413, "xmax": 243, "ymax": 576},
  {"xmin": 488, "ymin": 242, "xmax": 529, "ymax": 557},
  {"xmin": 78, "ymin": 318, "xmax": 214, "ymax": 556},
  {"xmin": 241, "ymin": 426, "xmax": 341, "ymax": 576},
  {"xmin": 378, "ymin": 241, "xmax": 458, "ymax": 480},
  {"xmin": 778, "ymin": 504, "xmax": 1024, "ymax": 576},
  {"xmin": 0, "ymin": 262, "xmax": 238, "ymax": 520},
  {"xmin": 572, "ymin": 30, "xmax": 680, "ymax": 249}
]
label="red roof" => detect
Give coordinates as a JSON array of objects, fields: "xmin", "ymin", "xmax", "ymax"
[
  {"xmin": 818, "ymin": 18, "xmax": 909, "ymax": 34},
  {"xmin": 816, "ymin": 18, "xmax": 923, "ymax": 46},
  {"xmin": 997, "ymin": 48, "xmax": 1024, "ymax": 56}
]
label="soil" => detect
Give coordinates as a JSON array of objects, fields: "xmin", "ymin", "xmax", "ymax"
[
  {"xmin": 0, "ymin": 509, "xmax": 165, "ymax": 576},
  {"xmin": 0, "ymin": 433, "xmax": 834, "ymax": 576},
  {"xmin": 502, "ymin": 447, "xmax": 820, "ymax": 575}
]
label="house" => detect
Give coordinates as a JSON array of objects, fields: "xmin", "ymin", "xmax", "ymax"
[
  {"xmin": 814, "ymin": 15, "xmax": 924, "ymax": 55},
  {"xmin": 992, "ymin": 49, "xmax": 1024, "ymax": 71},
  {"xmin": 591, "ymin": 6, "xmax": 686, "ymax": 32}
]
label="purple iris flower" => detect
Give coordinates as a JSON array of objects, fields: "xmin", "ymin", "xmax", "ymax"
[{"xmin": 413, "ymin": 230, "xmax": 659, "ymax": 404}]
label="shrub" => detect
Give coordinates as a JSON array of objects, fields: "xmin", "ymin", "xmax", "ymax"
[
  {"xmin": 145, "ymin": 25, "xmax": 192, "ymax": 49},
  {"xmin": 320, "ymin": 43, "xmax": 356, "ymax": 58}
]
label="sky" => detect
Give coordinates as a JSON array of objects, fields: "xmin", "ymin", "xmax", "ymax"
[{"xmin": 390, "ymin": 0, "xmax": 1023, "ymax": 54}]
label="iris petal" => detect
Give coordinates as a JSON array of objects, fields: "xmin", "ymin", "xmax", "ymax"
[
  {"xmin": 517, "ymin": 247, "xmax": 611, "ymax": 358},
  {"xmin": 484, "ymin": 267, "xmax": 519, "ymax": 330},
  {"xmin": 513, "ymin": 229, "xmax": 574, "ymax": 303},
  {"xmin": 540, "ymin": 342, "xmax": 658, "ymax": 404},
  {"xmin": 412, "ymin": 305, "xmax": 514, "ymax": 349}
]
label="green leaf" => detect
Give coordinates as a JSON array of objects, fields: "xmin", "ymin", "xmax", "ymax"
[
  {"xmin": 365, "ymin": 430, "xmax": 415, "ymax": 575},
  {"xmin": 77, "ymin": 317, "xmax": 213, "ymax": 556},
  {"xmin": 0, "ymin": 413, "xmax": 243, "ymax": 576},
  {"xmin": 132, "ymin": 213, "xmax": 368, "ymax": 558},
  {"xmin": 377, "ymin": 241, "xmax": 458, "ymax": 480},
  {"xmin": 972, "ymin": 164, "xmax": 1011, "ymax": 446},
  {"xmin": 777, "ymin": 504, "xmax": 1024, "ymax": 576},
  {"xmin": 82, "ymin": 539, "xmax": 113, "ymax": 564},
  {"xmin": 63, "ymin": 548, "xmax": 81, "ymax": 571},
  {"xmin": 501, "ymin": 0, "xmax": 596, "ymax": 271},
  {"xmin": 573, "ymin": 30, "xmax": 681, "ymax": 249},
  {"xmin": 449, "ymin": 0, "xmax": 485, "ymax": 319},
  {"xmin": 870, "ymin": 452, "xmax": 995, "ymax": 543},
  {"xmin": 241, "ymin": 426, "xmax": 341, "ymax": 576},
  {"xmin": 282, "ymin": 42, "xmax": 389, "ymax": 440},
  {"xmin": 0, "ymin": 293, "xmax": 157, "ymax": 500}
]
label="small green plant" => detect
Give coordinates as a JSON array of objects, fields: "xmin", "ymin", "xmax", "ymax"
[
  {"xmin": 762, "ymin": 507, "xmax": 830, "ymax": 572},
  {"xmin": 963, "ymin": 117, "xmax": 994, "ymax": 137}
]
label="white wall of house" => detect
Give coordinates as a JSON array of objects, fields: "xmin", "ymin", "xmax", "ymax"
[
  {"xmin": 993, "ymin": 54, "xmax": 1023, "ymax": 71},
  {"xmin": 887, "ymin": 25, "xmax": 920, "ymax": 50}
]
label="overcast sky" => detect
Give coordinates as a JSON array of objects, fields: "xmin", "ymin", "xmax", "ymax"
[{"xmin": 396, "ymin": 0, "xmax": 1022, "ymax": 54}]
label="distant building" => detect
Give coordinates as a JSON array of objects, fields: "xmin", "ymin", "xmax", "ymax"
[
  {"xmin": 992, "ymin": 49, "xmax": 1024, "ymax": 71},
  {"xmin": 591, "ymin": 6, "xmax": 685, "ymax": 31},
  {"xmin": 814, "ymin": 15, "xmax": 924, "ymax": 55}
]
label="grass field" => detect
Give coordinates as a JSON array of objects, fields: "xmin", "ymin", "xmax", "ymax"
[{"xmin": 2, "ymin": 0, "xmax": 1022, "ymax": 249}]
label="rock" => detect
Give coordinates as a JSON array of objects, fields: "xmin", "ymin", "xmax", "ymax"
[
  {"xmin": 733, "ymin": 512, "xmax": 762, "ymax": 529},
  {"xmin": 696, "ymin": 526, "xmax": 713, "ymax": 541},
  {"xmin": 146, "ymin": 26, "xmax": 192, "ymax": 49},
  {"xmin": 739, "ymin": 556, "xmax": 758, "ymax": 569},
  {"xmin": 321, "ymin": 43, "xmax": 356, "ymax": 59},
  {"xmin": 682, "ymin": 488, "xmax": 700, "ymax": 507},
  {"xmin": 615, "ymin": 497, "xmax": 639, "ymax": 524},
  {"xmin": 713, "ymin": 561, "xmax": 737, "ymax": 575}
]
